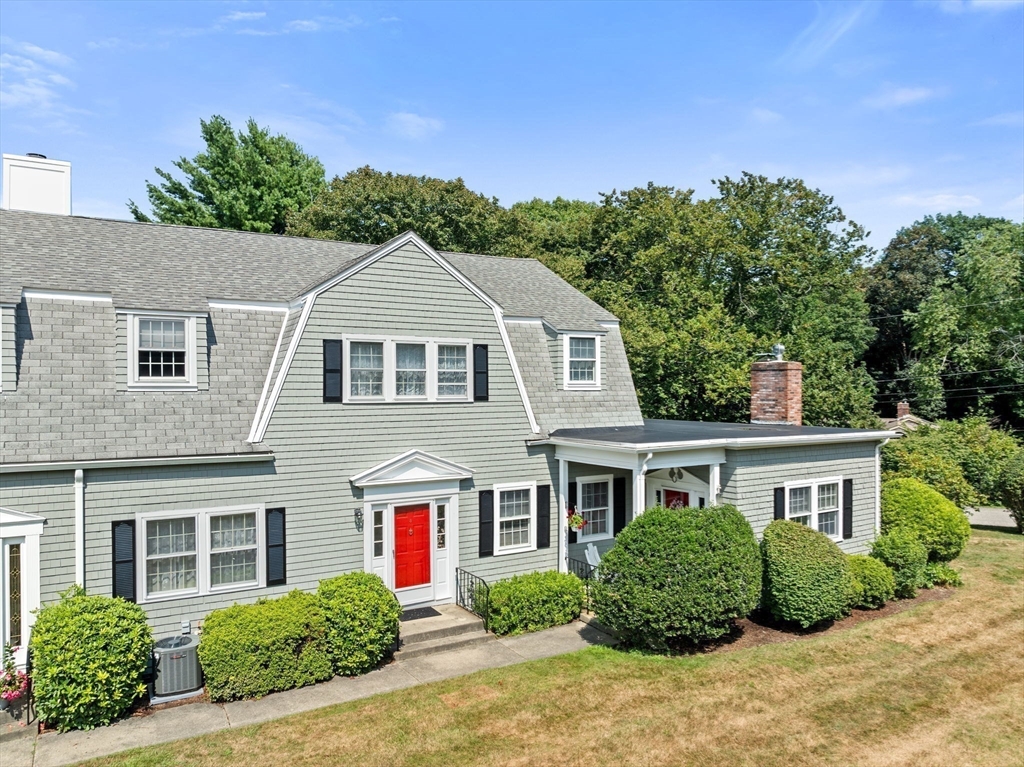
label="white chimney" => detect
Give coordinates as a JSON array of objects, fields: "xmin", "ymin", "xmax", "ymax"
[{"xmin": 2, "ymin": 153, "xmax": 72, "ymax": 215}]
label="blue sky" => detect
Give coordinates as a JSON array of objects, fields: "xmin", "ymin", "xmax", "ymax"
[{"xmin": 1, "ymin": 0, "xmax": 1021, "ymax": 249}]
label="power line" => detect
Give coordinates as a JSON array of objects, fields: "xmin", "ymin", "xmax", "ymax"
[
  {"xmin": 877, "ymin": 386, "xmax": 1024, "ymax": 405},
  {"xmin": 872, "ymin": 367, "xmax": 1014, "ymax": 383},
  {"xmin": 875, "ymin": 381, "xmax": 1024, "ymax": 400},
  {"xmin": 868, "ymin": 297, "xmax": 1023, "ymax": 321}
]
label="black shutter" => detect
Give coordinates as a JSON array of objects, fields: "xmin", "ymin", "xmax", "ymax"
[
  {"xmin": 842, "ymin": 479, "xmax": 854, "ymax": 540},
  {"xmin": 612, "ymin": 476, "xmax": 627, "ymax": 536},
  {"xmin": 473, "ymin": 344, "xmax": 489, "ymax": 401},
  {"xmin": 267, "ymin": 508, "xmax": 287, "ymax": 585},
  {"xmin": 568, "ymin": 481, "xmax": 578, "ymax": 544},
  {"xmin": 112, "ymin": 521, "xmax": 136, "ymax": 603},
  {"xmin": 774, "ymin": 487, "xmax": 786, "ymax": 520},
  {"xmin": 537, "ymin": 485, "xmax": 551, "ymax": 549},
  {"xmin": 478, "ymin": 490, "xmax": 494, "ymax": 557},
  {"xmin": 323, "ymin": 340, "xmax": 343, "ymax": 402}
]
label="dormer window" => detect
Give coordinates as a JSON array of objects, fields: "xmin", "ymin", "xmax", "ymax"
[
  {"xmin": 128, "ymin": 314, "xmax": 198, "ymax": 390},
  {"xmin": 563, "ymin": 334, "xmax": 601, "ymax": 390},
  {"xmin": 338, "ymin": 336, "xmax": 474, "ymax": 403}
]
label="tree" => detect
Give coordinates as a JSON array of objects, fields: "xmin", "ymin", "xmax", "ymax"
[
  {"xmin": 129, "ymin": 115, "xmax": 325, "ymax": 234},
  {"xmin": 286, "ymin": 166, "xmax": 521, "ymax": 254}
]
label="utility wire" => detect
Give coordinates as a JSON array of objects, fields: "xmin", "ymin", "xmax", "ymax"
[
  {"xmin": 875, "ymin": 382, "xmax": 1024, "ymax": 400},
  {"xmin": 872, "ymin": 367, "xmax": 1013, "ymax": 383},
  {"xmin": 877, "ymin": 386, "xmax": 1024, "ymax": 405},
  {"xmin": 868, "ymin": 297, "xmax": 1023, "ymax": 321}
]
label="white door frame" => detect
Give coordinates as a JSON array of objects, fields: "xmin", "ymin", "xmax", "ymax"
[{"xmin": 0, "ymin": 508, "xmax": 44, "ymax": 669}]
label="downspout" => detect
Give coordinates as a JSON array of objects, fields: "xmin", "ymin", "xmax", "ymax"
[
  {"xmin": 75, "ymin": 469, "xmax": 85, "ymax": 587},
  {"xmin": 875, "ymin": 440, "xmax": 889, "ymax": 535}
]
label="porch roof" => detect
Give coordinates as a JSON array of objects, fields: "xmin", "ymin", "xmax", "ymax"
[{"xmin": 544, "ymin": 419, "xmax": 894, "ymax": 452}]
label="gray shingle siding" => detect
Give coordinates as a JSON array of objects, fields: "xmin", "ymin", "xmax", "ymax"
[
  {"xmin": 1, "ymin": 304, "xmax": 16, "ymax": 391},
  {"xmin": 719, "ymin": 443, "xmax": 879, "ymax": 553}
]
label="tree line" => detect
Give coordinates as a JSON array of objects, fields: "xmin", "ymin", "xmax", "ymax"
[{"xmin": 129, "ymin": 116, "xmax": 1024, "ymax": 430}]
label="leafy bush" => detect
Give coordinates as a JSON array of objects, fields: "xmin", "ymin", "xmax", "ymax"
[
  {"xmin": 921, "ymin": 561, "xmax": 963, "ymax": 588},
  {"xmin": 487, "ymin": 571, "xmax": 585, "ymax": 636},
  {"xmin": 871, "ymin": 529, "xmax": 928, "ymax": 598},
  {"xmin": 30, "ymin": 586, "xmax": 152, "ymax": 732},
  {"xmin": 198, "ymin": 590, "xmax": 333, "ymax": 702},
  {"xmin": 881, "ymin": 477, "xmax": 970, "ymax": 562},
  {"xmin": 761, "ymin": 520, "xmax": 850, "ymax": 628},
  {"xmin": 882, "ymin": 438, "xmax": 978, "ymax": 509},
  {"xmin": 317, "ymin": 573, "xmax": 401, "ymax": 675},
  {"xmin": 1000, "ymin": 451, "xmax": 1024, "ymax": 533},
  {"xmin": 846, "ymin": 554, "xmax": 895, "ymax": 609},
  {"xmin": 592, "ymin": 505, "xmax": 761, "ymax": 650}
]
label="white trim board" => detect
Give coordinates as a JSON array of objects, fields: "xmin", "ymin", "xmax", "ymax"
[{"xmin": 0, "ymin": 452, "xmax": 274, "ymax": 474}]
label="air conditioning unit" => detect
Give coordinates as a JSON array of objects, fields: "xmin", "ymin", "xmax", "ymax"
[{"xmin": 151, "ymin": 634, "xmax": 202, "ymax": 698}]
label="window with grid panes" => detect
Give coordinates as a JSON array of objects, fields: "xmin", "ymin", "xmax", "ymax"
[
  {"xmin": 138, "ymin": 319, "xmax": 186, "ymax": 379},
  {"xmin": 498, "ymin": 488, "xmax": 532, "ymax": 551}
]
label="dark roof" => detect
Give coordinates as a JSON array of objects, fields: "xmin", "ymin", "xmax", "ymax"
[{"xmin": 548, "ymin": 418, "xmax": 893, "ymax": 448}]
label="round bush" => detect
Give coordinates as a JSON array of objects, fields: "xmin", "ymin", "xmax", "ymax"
[
  {"xmin": 761, "ymin": 520, "xmax": 850, "ymax": 628},
  {"xmin": 199, "ymin": 590, "xmax": 333, "ymax": 702},
  {"xmin": 1000, "ymin": 451, "xmax": 1024, "ymax": 533},
  {"xmin": 592, "ymin": 504, "xmax": 761, "ymax": 650},
  {"xmin": 30, "ymin": 586, "xmax": 153, "ymax": 731},
  {"xmin": 870, "ymin": 529, "xmax": 928, "ymax": 599},
  {"xmin": 488, "ymin": 571, "xmax": 585, "ymax": 636},
  {"xmin": 846, "ymin": 554, "xmax": 895, "ymax": 609},
  {"xmin": 317, "ymin": 572, "xmax": 401, "ymax": 676},
  {"xmin": 881, "ymin": 477, "xmax": 970, "ymax": 562}
]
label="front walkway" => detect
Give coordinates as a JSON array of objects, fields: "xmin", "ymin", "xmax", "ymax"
[{"xmin": 5, "ymin": 620, "xmax": 615, "ymax": 767}]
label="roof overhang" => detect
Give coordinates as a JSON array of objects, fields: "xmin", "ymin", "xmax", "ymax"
[
  {"xmin": 0, "ymin": 506, "xmax": 46, "ymax": 536},
  {"xmin": 351, "ymin": 449, "xmax": 475, "ymax": 488},
  {"xmin": 535, "ymin": 430, "xmax": 895, "ymax": 453},
  {"xmin": 0, "ymin": 451, "xmax": 275, "ymax": 474}
]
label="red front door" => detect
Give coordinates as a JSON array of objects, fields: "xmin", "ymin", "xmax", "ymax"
[
  {"xmin": 664, "ymin": 490, "xmax": 690, "ymax": 509},
  {"xmin": 394, "ymin": 504, "xmax": 431, "ymax": 590}
]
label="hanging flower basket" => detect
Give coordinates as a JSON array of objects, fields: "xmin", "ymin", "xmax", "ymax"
[{"xmin": 567, "ymin": 507, "xmax": 586, "ymax": 533}]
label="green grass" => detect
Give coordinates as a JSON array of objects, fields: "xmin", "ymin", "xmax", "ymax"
[{"xmin": 82, "ymin": 529, "xmax": 1024, "ymax": 767}]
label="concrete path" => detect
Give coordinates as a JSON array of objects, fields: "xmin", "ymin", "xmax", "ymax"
[
  {"xmin": 6, "ymin": 620, "xmax": 615, "ymax": 767},
  {"xmin": 969, "ymin": 506, "xmax": 1017, "ymax": 530}
]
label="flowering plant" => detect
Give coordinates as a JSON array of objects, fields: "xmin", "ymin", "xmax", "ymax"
[
  {"xmin": 0, "ymin": 643, "xmax": 29, "ymax": 702},
  {"xmin": 567, "ymin": 506, "xmax": 586, "ymax": 532}
]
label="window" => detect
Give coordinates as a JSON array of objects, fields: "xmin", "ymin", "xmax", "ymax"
[
  {"xmin": 138, "ymin": 505, "xmax": 264, "ymax": 602},
  {"xmin": 786, "ymin": 478, "xmax": 842, "ymax": 540},
  {"xmin": 577, "ymin": 476, "xmax": 612, "ymax": 541},
  {"xmin": 343, "ymin": 337, "xmax": 473, "ymax": 403},
  {"xmin": 7, "ymin": 543, "xmax": 21, "ymax": 647},
  {"xmin": 563, "ymin": 334, "xmax": 601, "ymax": 390},
  {"xmin": 494, "ymin": 483, "xmax": 537, "ymax": 554},
  {"xmin": 436, "ymin": 504, "xmax": 447, "ymax": 550},
  {"xmin": 373, "ymin": 509, "xmax": 384, "ymax": 558},
  {"xmin": 128, "ymin": 314, "xmax": 198, "ymax": 390}
]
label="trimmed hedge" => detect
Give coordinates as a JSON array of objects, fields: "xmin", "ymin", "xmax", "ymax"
[
  {"xmin": 871, "ymin": 529, "xmax": 928, "ymax": 599},
  {"xmin": 846, "ymin": 554, "xmax": 895, "ymax": 609},
  {"xmin": 198, "ymin": 590, "xmax": 333, "ymax": 702},
  {"xmin": 30, "ymin": 586, "xmax": 153, "ymax": 732},
  {"xmin": 761, "ymin": 520, "xmax": 850, "ymax": 628},
  {"xmin": 592, "ymin": 504, "xmax": 762, "ymax": 650},
  {"xmin": 881, "ymin": 477, "xmax": 970, "ymax": 562},
  {"xmin": 487, "ymin": 571, "xmax": 585, "ymax": 636},
  {"xmin": 317, "ymin": 573, "xmax": 401, "ymax": 675}
]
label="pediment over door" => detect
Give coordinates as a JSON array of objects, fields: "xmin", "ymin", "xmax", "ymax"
[{"xmin": 350, "ymin": 449, "xmax": 475, "ymax": 488}]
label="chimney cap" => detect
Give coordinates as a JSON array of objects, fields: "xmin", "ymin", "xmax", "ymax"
[{"xmin": 26, "ymin": 153, "xmax": 47, "ymax": 159}]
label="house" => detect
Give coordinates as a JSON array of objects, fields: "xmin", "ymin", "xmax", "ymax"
[
  {"xmin": 882, "ymin": 401, "xmax": 934, "ymax": 438},
  {"xmin": 0, "ymin": 154, "xmax": 894, "ymax": 663}
]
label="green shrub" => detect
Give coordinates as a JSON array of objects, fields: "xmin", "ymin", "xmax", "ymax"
[
  {"xmin": 921, "ymin": 561, "xmax": 963, "ymax": 588},
  {"xmin": 881, "ymin": 436, "xmax": 978, "ymax": 509},
  {"xmin": 846, "ymin": 554, "xmax": 895, "ymax": 609},
  {"xmin": 1000, "ymin": 451, "xmax": 1024, "ymax": 533},
  {"xmin": 487, "ymin": 571, "xmax": 585, "ymax": 636},
  {"xmin": 30, "ymin": 586, "xmax": 152, "ymax": 732},
  {"xmin": 871, "ymin": 529, "xmax": 928, "ymax": 598},
  {"xmin": 198, "ymin": 590, "xmax": 333, "ymax": 702},
  {"xmin": 761, "ymin": 520, "xmax": 850, "ymax": 628},
  {"xmin": 881, "ymin": 477, "xmax": 970, "ymax": 562},
  {"xmin": 317, "ymin": 572, "xmax": 401, "ymax": 675},
  {"xmin": 592, "ymin": 505, "xmax": 761, "ymax": 650}
]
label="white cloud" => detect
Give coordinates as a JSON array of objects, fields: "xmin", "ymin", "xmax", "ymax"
[
  {"xmin": 13, "ymin": 41, "xmax": 72, "ymax": 67},
  {"xmin": 933, "ymin": 0, "xmax": 1023, "ymax": 13},
  {"xmin": 894, "ymin": 192, "xmax": 982, "ymax": 209},
  {"xmin": 751, "ymin": 107, "xmax": 783, "ymax": 124},
  {"xmin": 862, "ymin": 84, "xmax": 938, "ymax": 109},
  {"xmin": 0, "ymin": 39, "xmax": 82, "ymax": 131},
  {"xmin": 286, "ymin": 19, "xmax": 321, "ymax": 32},
  {"xmin": 779, "ymin": 1, "xmax": 877, "ymax": 70},
  {"xmin": 1001, "ymin": 194, "xmax": 1024, "ymax": 215},
  {"xmin": 386, "ymin": 112, "xmax": 444, "ymax": 140},
  {"xmin": 224, "ymin": 11, "xmax": 266, "ymax": 22},
  {"xmin": 816, "ymin": 163, "xmax": 914, "ymax": 187},
  {"xmin": 971, "ymin": 111, "xmax": 1024, "ymax": 127}
]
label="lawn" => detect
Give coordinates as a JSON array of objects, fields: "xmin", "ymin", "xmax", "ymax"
[{"xmin": 84, "ymin": 529, "xmax": 1024, "ymax": 767}]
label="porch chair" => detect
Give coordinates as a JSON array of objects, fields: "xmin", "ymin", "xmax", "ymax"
[{"xmin": 584, "ymin": 542, "xmax": 602, "ymax": 569}]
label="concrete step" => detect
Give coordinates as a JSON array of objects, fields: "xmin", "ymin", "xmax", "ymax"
[
  {"xmin": 394, "ymin": 629, "xmax": 495, "ymax": 660},
  {"xmin": 399, "ymin": 604, "xmax": 485, "ymax": 646}
]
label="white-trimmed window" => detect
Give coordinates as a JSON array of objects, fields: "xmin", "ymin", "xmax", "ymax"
[
  {"xmin": 138, "ymin": 505, "xmax": 264, "ymax": 602},
  {"xmin": 494, "ymin": 482, "xmax": 537, "ymax": 555},
  {"xmin": 563, "ymin": 334, "xmax": 601, "ymax": 390},
  {"xmin": 577, "ymin": 475, "xmax": 613, "ymax": 541},
  {"xmin": 786, "ymin": 478, "xmax": 842, "ymax": 540},
  {"xmin": 128, "ymin": 314, "xmax": 198, "ymax": 390},
  {"xmin": 343, "ymin": 336, "xmax": 473, "ymax": 403}
]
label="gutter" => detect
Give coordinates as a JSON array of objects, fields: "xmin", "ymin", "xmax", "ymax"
[
  {"xmin": 1, "ymin": 452, "xmax": 275, "ymax": 474},
  {"xmin": 531, "ymin": 430, "xmax": 897, "ymax": 453}
]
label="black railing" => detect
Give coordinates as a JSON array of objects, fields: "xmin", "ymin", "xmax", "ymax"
[
  {"xmin": 567, "ymin": 557, "xmax": 597, "ymax": 610},
  {"xmin": 455, "ymin": 567, "xmax": 490, "ymax": 631}
]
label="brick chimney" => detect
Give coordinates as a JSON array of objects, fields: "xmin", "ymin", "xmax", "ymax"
[
  {"xmin": 750, "ymin": 346, "xmax": 802, "ymax": 426},
  {"xmin": 897, "ymin": 401, "xmax": 911, "ymax": 419}
]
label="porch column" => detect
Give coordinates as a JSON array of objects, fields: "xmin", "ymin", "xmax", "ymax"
[
  {"xmin": 558, "ymin": 458, "xmax": 569, "ymax": 572},
  {"xmin": 632, "ymin": 452, "xmax": 652, "ymax": 518},
  {"xmin": 709, "ymin": 463, "xmax": 720, "ymax": 506}
]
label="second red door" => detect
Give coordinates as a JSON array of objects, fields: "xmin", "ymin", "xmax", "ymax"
[{"xmin": 394, "ymin": 504, "xmax": 431, "ymax": 589}]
